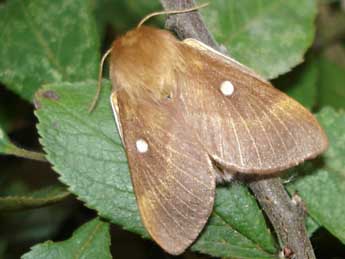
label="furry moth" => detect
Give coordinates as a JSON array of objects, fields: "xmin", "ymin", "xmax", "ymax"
[{"xmin": 90, "ymin": 5, "xmax": 328, "ymax": 255}]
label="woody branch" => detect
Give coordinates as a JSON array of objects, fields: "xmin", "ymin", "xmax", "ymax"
[{"xmin": 159, "ymin": 0, "xmax": 316, "ymax": 258}]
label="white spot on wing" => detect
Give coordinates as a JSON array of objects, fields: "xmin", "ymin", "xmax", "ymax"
[
  {"xmin": 220, "ymin": 80, "xmax": 234, "ymax": 96},
  {"xmin": 136, "ymin": 139, "xmax": 149, "ymax": 153}
]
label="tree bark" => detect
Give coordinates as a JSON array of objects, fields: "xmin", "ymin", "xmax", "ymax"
[{"xmin": 159, "ymin": 0, "xmax": 316, "ymax": 258}]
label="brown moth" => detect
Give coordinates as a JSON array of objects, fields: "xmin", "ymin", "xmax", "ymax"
[{"xmin": 90, "ymin": 6, "xmax": 328, "ymax": 256}]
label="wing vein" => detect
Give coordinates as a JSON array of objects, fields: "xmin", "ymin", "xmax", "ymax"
[
  {"xmin": 247, "ymin": 94, "xmax": 290, "ymax": 154},
  {"xmin": 211, "ymin": 70, "xmax": 262, "ymax": 166},
  {"xmin": 143, "ymin": 162, "xmax": 196, "ymax": 220},
  {"xmin": 151, "ymin": 122, "xmax": 205, "ymax": 166},
  {"xmin": 217, "ymin": 116, "xmax": 225, "ymax": 158},
  {"xmin": 136, "ymin": 174, "xmax": 178, "ymax": 241},
  {"xmin": 247, "ymin": 101, "xmax": 276, "ymax": 157},
  {"xmin": 149, "ymin": 138, "xmax": 211, "ymax": 194},
  {"xmin": 219, "ymin": 98, "xmax": 245, "ymax": 166},
  {"xmin": 140, "ymin": 167, "xmax": 191, "ymax": 237},
  {"xmin": 227, "ymin": 99, "xmax": 263, "ymax": 166}
]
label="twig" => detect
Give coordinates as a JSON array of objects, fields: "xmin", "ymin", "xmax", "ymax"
[
  {"xmin": 248, "ymin": 177, "xmax": 315, "ymax": 259},
  {"xmin": 160, "ymin": 0, "xmax": 218, "ymax": 49},
  {"xmin": 160, "ymin": 0, "xmax": 316, "ymax": 258}
]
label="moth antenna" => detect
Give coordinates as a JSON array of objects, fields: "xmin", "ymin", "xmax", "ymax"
[
  {"xmin": 88, "ymin": 48, "xmax": 113, "ymax": 113},
  {"xmin": 137, "ymin": 2, "xmax": 209, "ymax": 28}
]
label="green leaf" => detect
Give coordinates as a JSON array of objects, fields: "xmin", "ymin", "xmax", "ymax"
[
  {"xmin": 0, "ymin": 179, "xmax": 73, "ymax": 243},
  {"xmin": 199, "ymin": 0, "xmax": 317, "ymax": 79},
  {"xmin": 0, "ymin": 124, "xmax": 46, "ymax": 161},
  {"xmin": 193, "ymin": 185, "xmax": 277, "ymax": 258},
  {"xmin": 22, "ymin": 218, "xmax": 111, "ymax": 259},
  {"xmin": 317, "ymin": 57, "xmax": 345, "ymax": 110},
  {"xmin": 276, "ymin": 60, "xmax": 318, "ymax": 110},
  {"xmin": 0, "ymin": 185, "xmax": 70, "ymax": 212},
  {"xmin": 0, "ymin": 0, "xmax": 99, "ymax": 101},
  {"xmin": 35, "ymin": 81, "xmax": 278, "ymax": 258},
  {"xmin": 288, "ymin": 107, "xmax": 345, "ymax": 244},
  {"xmin": 92, "ymin": 0, "xmax": 162, "ymax": 35},
  {"xmin": 0, "ymin": 124, "xmax": 13, "ymax": 154}
]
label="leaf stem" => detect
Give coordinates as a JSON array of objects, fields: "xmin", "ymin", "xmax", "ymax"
[{"xmin": 6, "ymin": 144, "xmax": 47, "ymax": 162}]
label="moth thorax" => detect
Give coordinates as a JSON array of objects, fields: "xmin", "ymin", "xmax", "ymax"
[{"xmin": 110, "ymin": 26, "xmax": 186, "ymax": 102}]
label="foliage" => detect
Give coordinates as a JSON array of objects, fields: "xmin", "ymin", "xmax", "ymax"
[{"xmin": 22, "ymin": 218, "xmax": 111, "ymax": 259}]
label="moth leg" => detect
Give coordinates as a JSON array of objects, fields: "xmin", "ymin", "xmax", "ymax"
[
  {"xmin": 110, "ymin": 92, "xmax": 125, "ymax": 146},
  {"xmin": 211, "ymin": 158, "xmax": 237, "ymax": 183},
  {"xmin": 217, "ymin": 169, "xmax": 237, "ymax": 183}
]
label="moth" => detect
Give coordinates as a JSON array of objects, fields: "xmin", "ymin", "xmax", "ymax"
[{"xmin": 89, "ymin": 5, "xmax": 328, "ymax": 255}]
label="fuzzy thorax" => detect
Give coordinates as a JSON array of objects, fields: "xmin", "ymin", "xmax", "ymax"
[{"xmin": 110, "ymin": 26, "xmax": 186, "ymax": 102}]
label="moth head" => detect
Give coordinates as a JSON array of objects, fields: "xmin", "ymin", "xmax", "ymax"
[
  {"xmin": 87, "ymin": 3, "xmax": 208, "ymax": 112},
  {"xmin": 110, "ymin": 26, "xmax": 186, "ymax": 103}
]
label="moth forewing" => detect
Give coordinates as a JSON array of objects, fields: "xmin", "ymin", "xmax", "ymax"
[
  {"xmin": 178, "ymin": 39, "xmax": 328, "ymax": 174},
  {"xmin": 114, "ymin": 90, "xmax": 216, "ymax": 255}
]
